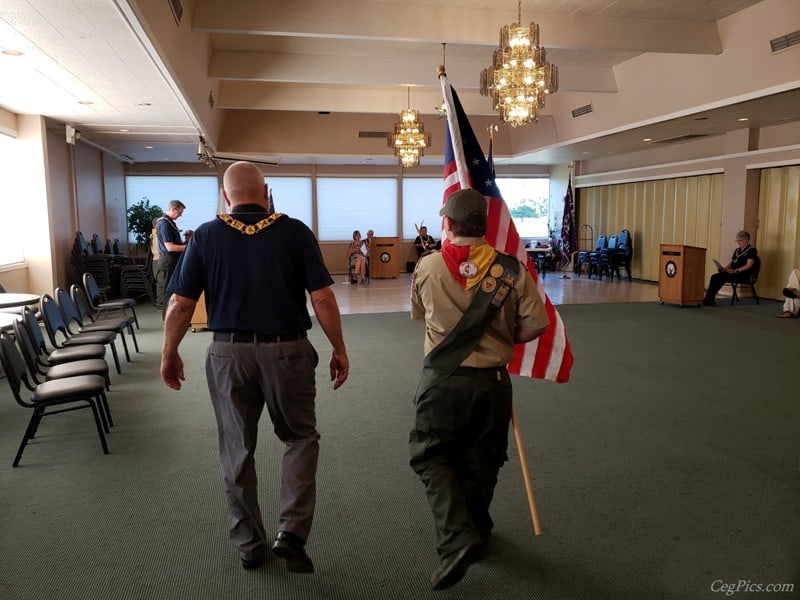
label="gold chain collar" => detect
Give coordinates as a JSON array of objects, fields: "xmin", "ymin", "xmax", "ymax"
[{"xmin": 217, "ymin": 212, "xmax": 284, "ymax": 235}]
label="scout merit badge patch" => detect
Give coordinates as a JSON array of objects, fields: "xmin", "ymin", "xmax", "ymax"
[{"xmin": 483, "ymin": 261, "xmax": 518, "ymax": 307}]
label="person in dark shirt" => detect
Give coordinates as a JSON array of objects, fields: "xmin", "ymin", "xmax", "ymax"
[
  {"xmin": 414, "ymin": 226, "xmax": 438, "ymax": 259},
  {"xmin": 160, "ymin": 161, "xmax": 349, "ymax": 574},
  {"xmin": 702, "ymin": 230, "xmax": 758, "ymax": 306},
  {"xmin": 155, "ymin": 199, "xmax": 188, "ymax": 310}
]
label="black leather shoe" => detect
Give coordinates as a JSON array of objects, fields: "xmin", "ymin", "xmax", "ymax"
[
  {"xmin": 702, "ymin": 299, "xmax": 716, "ymax": 306},
  {"xmin": 272, "ymin": 531, "xmax": 314, "ymax": 573},
  {"xmin": 240, "ymin": 551, "xmax": 264, "ymax": 571},
  {"xmin": 430, "ymin": 544, "xmax": 478, "ymax": 591},
  {"xmin": 783, "ymin": 287, "xmax": 797, "ymax": 299}
]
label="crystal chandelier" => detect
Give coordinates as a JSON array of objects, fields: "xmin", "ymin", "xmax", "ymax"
[
  {"xmin": 388, "ymin": 88, "xmax": 431, "ymax": 168},
  {"xmin": 479, "ymin": 0, "xmax": 558, "ymax": 127}
]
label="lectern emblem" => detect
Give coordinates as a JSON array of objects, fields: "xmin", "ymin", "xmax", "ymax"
[
  {"xmin": 380, "ymin": 252, "xmax": 391, "ymax": 263},
  {"xmin": 665, "ymin": 260, "xmax": 677, "ymax": 278}
]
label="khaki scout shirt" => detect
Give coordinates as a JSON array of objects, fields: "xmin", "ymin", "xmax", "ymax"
[{"xmin": 410, "ymin": 236, "xmax": 549, "ymax": 368}]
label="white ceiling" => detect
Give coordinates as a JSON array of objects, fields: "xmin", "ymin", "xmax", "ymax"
[{"xmin": 0, "ymin": 0, "xmax": 797, "ymax": 166}]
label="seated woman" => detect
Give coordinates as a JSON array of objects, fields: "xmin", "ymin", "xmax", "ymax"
[
  {"xmin": 702, "ymin": 230, "xmax": 757, "ymax": 306},
  {"xmin": 347, "ymin": 230, "xmax": 368, "ymax": 284},
  {"xmin": 777, "ymin": 268, "xmax": 800, "ymax": 318}
]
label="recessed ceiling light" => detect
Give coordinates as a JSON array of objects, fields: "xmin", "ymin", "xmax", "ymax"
[
  {"xmin": 642, "ymin": 137, "xmax": 653, "ymax": 142},
  {"xmin": 582, "ymin": 151, "xmax": 589, "ymax": 154},
  {"xmin": 2, "ymin": 49, "xmax": 24, "ymax": 56},
  {"xmin": 144, "ymin": 145, "xmax": 154, "ymax": 149},
  {"xmin": 119, "ymin": 128, "xmax": 130, "ymax": 132},
  {"xmin": 78, "ymin": 100, "xmax": 94, "ymax": 105},
  {"xmin": 138, "ymin": 102, "xmax": 152, "ymax": 106},
  {"xmin": 737, "ymin": 117, "xmax": 749, "ymax": 122}
]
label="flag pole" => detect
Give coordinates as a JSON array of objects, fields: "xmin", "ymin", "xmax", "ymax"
[{"xmin": 511, "ymin": 405, "xmax": 543, "ymax": 536}]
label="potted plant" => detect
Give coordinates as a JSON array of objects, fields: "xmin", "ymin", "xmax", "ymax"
[{"xmin": 126, "ymin": 197, "xmax": 163, "ymax": 258}]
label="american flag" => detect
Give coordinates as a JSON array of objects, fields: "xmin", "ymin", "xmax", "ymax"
[
  {"xmin": 440, "ymin": 75, "xmax": 573, "ymax": 383},
  {"xmin": 560, "ymin": 172, "xmax": 578, "ymax": 267}
]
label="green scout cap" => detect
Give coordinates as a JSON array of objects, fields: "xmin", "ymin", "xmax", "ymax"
[{"xmin": 439, "ymin": 188, "xmax": 487, "ymax": 222}]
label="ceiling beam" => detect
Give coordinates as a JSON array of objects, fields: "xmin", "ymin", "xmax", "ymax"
[{"xmin": 194, "ymin": 0, "xmax": 722, "ymax": 55}]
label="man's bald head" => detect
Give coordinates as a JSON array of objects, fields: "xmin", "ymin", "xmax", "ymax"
[{"xmin": 223, "ymin": 161, "xmax": 268, "ymax": 208}]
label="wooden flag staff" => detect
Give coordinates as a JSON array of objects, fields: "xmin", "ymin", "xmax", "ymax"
[{"xmin": 512, "ymin": 405, "xmax": 542, "ymax": 535}]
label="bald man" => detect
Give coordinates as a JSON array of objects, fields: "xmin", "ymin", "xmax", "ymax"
[{"xmin": 161, "ymin": 161, "xmax": 349, "ymax": 574}]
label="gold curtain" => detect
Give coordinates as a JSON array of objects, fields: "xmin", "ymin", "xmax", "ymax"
[
  {"xmin": 757, "ymin": 166, "xmax": 800, "ymax": 298},
  {"xmin": 578, "ymin": 174, "xmax": 723, "ymax": 282}
]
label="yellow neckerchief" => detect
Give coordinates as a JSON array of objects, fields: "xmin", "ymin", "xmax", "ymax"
[{"xmin": 217, "ymin": 212, "xmax": 284, "ymax": 235}]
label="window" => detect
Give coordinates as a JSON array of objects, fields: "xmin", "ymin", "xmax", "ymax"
[
  {"xmin": 266, "ymin": 177, "xmax": 312, "ymax": 228},
  {"xmin": 317, "ymin": 178, "xmax": 397, "ymax": 241},
  {"xmin": 0, "ymin": 133, "xmax": 24, "ymax": 265},
  {"xmin": 496, "ymin": 178, "xmax": 550, "ymax": 239},
  {"xmin": 124, "ymin": 176, "xmax": 220, "ymax": 243},
  {"xmin": 402, "ymin": 178, "xmax": 444, "ymax": 240}
]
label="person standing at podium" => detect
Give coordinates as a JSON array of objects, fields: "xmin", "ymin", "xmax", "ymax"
[
  {"xmin": 702, "ymin": 230, "xmax": 757, "ymax": 306},
  {"xmin": 160, "ymin": 161, "xmax": 350, "ymax": 575}
]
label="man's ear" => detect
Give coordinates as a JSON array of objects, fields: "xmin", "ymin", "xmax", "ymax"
[{"xmin": 223, "ymin": 191, "xmax": 231, "ymax": 208}]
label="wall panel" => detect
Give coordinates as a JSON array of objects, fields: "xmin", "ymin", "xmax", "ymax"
[
  {"xmin": 578, "ymin": 174, "xmax": 723, "ymax": 282},
  {"xmin": 757, "ymin": 166, "xmax": 800, "ymax": 298}
]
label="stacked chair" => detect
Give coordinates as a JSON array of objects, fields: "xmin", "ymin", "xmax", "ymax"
[
  {"xmin": 609, "ymin": 229, "xmax": 634, "ymax": 282},
  {"xmin": 118, "ymin": 251, "xmax": 156, "ymax": 303},
  {"xmin": 585, "ymin": 234, "xmax": 608, "ymax": 279},
  {"xmin": 576, "ymin": 233, "xmax": 604, "ymax": 277},
  {"xmin": 596, "ymin": 234, "xmax": 618, "ymax": 280}
]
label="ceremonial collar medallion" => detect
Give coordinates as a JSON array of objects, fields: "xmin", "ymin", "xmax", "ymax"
[{"xmin": 217, "ymin": 212, "xmax": 284, "ymax": 234}]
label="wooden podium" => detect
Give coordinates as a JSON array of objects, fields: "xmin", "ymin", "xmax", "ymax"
[
  {"xmin": 658, "ymin": 244, "xmax": 706, "ymax": 306},
  {"xmin": 190, "ymin": 293, "xmax": 208, "ymax": 331},
  {"xmin": 370, "ymin": 236, "xmax": 400, "ymax": 278}
]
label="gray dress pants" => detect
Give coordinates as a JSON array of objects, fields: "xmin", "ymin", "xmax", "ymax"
[{"xmin": 205, "ymin": 337, "xmax": 319, "ymax": 557}]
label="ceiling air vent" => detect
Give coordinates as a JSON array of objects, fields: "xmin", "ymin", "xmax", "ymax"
[
  {"xmin": 358, "ymin": 131, "xmax": 389, "ymax": 139},
  {"xmin": 571, "ymin": 104, "xmax": 593, "ymax": 118},
  {"xmin": 770, "ymin": 30, "xmax": 800, "ymax": 53},
  {"xmin": 653, "ymin": 134, "xmax": 709, "ymax": 144},
  {"xmin": 168, "ymin": 0, "xmax": 183, "ymax": 25}
]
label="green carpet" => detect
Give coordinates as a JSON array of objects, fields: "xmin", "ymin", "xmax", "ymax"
[{"xmin": 0, "ymin": 301, "xmax": 797, "ymax": 599}]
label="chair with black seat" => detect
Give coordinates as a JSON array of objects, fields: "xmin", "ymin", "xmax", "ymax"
[
  {"xmin": 597, "ymin": 234, "xmax": 618, "ymax": 280},
  {"xmin": 70, "ymin": 285, "xmax": 139, "ymax": 353},
  {"xmin": 56, "ymin": 287, "xmax": 136, "ymax": 359},
  {"xmin": 39, "ymin": 293, "xmax": 123, "ymax": 374},
  {"xmin": 19, "ymin": 306, "xmax": 107, "ymax": 369},
  {"xmin": 586, "ymin": 234, "xmax": 608, "ymax": 279},
  {"xmin": 725, "ymin": 256, "xmax": 761, "ymax": 305},
  {"xmin": 609, "ymin": 229, "xmax": 633, "ymax": 282},
  {"xmin": 83, "ymin": 272, "xmax": 139, "ymax": 329},
  {"xmin": 0, "ymin": 334, "xmax": 109, "ymax": 467},
  {"xmin": 13, "ymin": 318, "xmax": 111, "ymax": 391}
]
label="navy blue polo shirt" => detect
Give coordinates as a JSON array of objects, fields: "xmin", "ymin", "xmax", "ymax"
[
  {"xmin": 156, "ymin": 215, "xmax": 183, "ymax": 255},
  {"xmin": 168, "ymin": 205, "xmax": 333, "ymax": 334}
]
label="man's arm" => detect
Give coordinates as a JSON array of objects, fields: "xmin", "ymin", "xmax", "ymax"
[
  {"xmin": 163, "ymin": 241, "xmax": 186, "ymax": 252},
  {"xmin": 160, "ymin": 294, "xmax": 196, "ymax": 390},
  {"xmin": 309, "ymin": 286, "xmax": 349, "ymax": 390}
]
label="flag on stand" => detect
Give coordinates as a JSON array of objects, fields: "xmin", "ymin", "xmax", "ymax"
[
  {"xmin": 560, "ymin": 172, "xmax": 577, "ymax": 267},
  {"xmin": 440, "ymin": 75, "xmax": 573, "ymax": 383}
]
